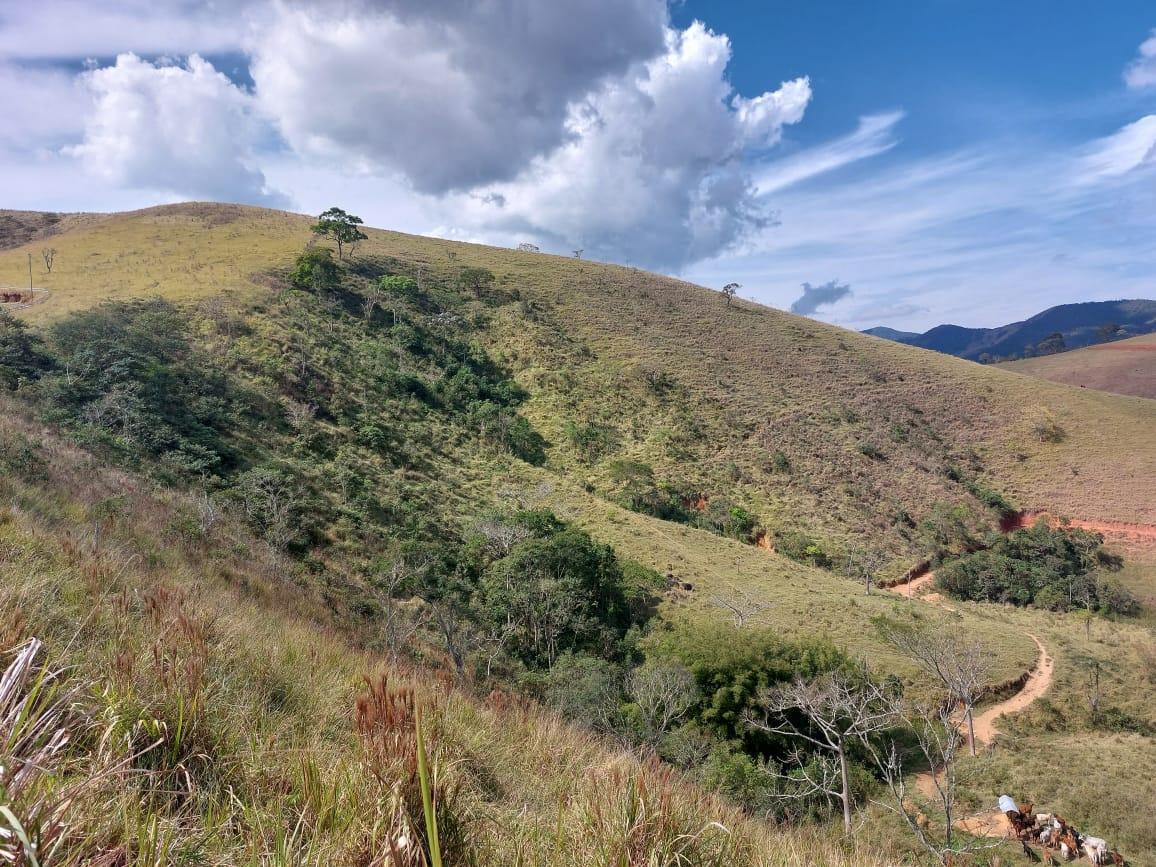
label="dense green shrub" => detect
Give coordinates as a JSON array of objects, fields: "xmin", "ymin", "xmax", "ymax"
[
  {"xmin": 0, "ymin": 310, "xmax": 53, "ymax": 389},
  {"xmin": 936, "ymin": 519, "xmax": 1134, "ymax": 614},
  {"xmin": 35, "ymin": 299, "xmax": 247, "ymax": 476},
  {"xmin": 645, "ymin": 624, "xmax": 849, "ymax": 754},
  {"xmin": 289, "ymin": 248, "xmax": 341, "ymax": 292},
  {"xmin": 482, "ymin": 528, "xmax": 641, "ymax": 669}
]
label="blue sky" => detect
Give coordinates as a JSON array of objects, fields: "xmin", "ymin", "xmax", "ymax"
[{"xmin": 2, "ymin": 1, "xmax": 1155, "ymax": 331}]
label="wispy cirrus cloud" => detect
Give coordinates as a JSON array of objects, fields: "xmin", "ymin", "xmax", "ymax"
[
  {"xmin": 684, "ymin": 123, "xmax": 1156, "ymax": 331},
  {"xmin": 1076, "ymin": 114, "xmax": 1156, "ymax": 182},
  {"xmin": 752, "ymin": 110, "xmax": 903, "ymax": 196}
]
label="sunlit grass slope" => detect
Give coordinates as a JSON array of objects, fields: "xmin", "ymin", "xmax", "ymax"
[
  {"xmin": 997, "ymin": 331, "xmax": 1156, "ymax": 400},
  {"xmin": 2, "ymin": 202, "xmax": 1152, "ymax": 533},
  {"xmin": 1, "ymin": 201, "xmax": 1153, "ymax": 862},
  {"xmin": 0, "ymin": 203, "xmax": 311, "ymax": 319}
]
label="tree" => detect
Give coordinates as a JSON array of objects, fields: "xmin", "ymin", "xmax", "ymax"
[
  {"xmin": 721, "ymin": 282, "xmax": 740, "ymax": 307},
  {"xmin": 877, "ymin": 622, "xmax": 990, "ymax": 756},
  {"xmin": 289, "ymin": 248, "xmax": 341, "ymax": 293},
  {"xmin": 745, "ymin": 667, "xmax": 901, "ymax": 834},
  {"xmin": 1096, "ymin": 322, "xmax": 1122, "ymax": 342},
  {"xmin": 860, "ymin": 700, "xmax": 998, "ymax": 864},
  {"xmin": 481, "ymin": 528, "xmax": 636, "ymax": 668},
  {"xmin": 311, "ymin": 207, "xmax": 368, "ymax": 259},
  {"xmin": 1036, "ymin": 331, "xmax": 1066, "ymax": 356},
  {"xmin": 709, "ymin": 587, "xmax": 772, "ymax": 628},
  {"xmin": 234, "ymin": 467, "xmax": 302, "ymax": 550},
  {"xmin": 41, "ymin": 247, "xmax": 57, "ymax": 274},
  {"xmin": 846, "ymin": 547, "xmax": 883, "ymax": 596},
  {"xmin": 627, "ymin": 661, "xmax": 699, "ymax": 745},
  {"xmin": 458, "ymin": 267, "xmax": 495, "ymax": 299}
]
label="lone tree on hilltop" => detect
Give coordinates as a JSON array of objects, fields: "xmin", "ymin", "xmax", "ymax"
[
  {"xmin": 311, "ymin": 207, "xmax": 367, "ymax": 259},
  {"xmin": 721, "ymin": 282, "xmax": 740, "ymax": 306}
]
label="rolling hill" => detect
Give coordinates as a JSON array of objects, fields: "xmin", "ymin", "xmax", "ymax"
[
  {"xmin": 997, "ymin": 331, "xmax": 1156, "ymax": 400},
  {"xmin": 865, "ymin": 299, "xmax": 1156, "ymax": 361},
  {"xmin": 2, "ymin": 202, "xmax": 1154, "ymax": 864}
]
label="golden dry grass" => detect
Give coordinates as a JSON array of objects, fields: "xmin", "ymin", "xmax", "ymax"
[{"xmin": 997, "ymin": 332, "xmax": 1156, "ymax": 400}]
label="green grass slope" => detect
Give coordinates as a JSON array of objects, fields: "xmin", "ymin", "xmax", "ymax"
[{"xmin": 1, "ymin": 202, "xmax": 1153, "ymax": 862}]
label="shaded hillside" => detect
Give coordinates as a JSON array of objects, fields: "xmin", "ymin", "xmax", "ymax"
[
  {"xmin": 0, "ymin": 209, "xmax": 105, "ymax": 252},
  {"xmin": 865, "ymin": 299, "xmax": 1156, "ymax": 361},
  {"xmin": 997, "ymin": 332, "xmax": 1156, "ymax": 400}
]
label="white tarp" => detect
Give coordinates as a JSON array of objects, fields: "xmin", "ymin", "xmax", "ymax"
[{"xmin": 998, "ymin": 794, "xmax": 1019, "ymax": 814}]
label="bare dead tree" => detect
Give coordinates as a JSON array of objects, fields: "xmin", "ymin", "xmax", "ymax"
[
  {"xmin": 858, "ymin": 700, "xmax": 999, "ymax": 865},
  {"xmin": 878, "ymin": 623, "xmax": 991, "ymax": 756},
  {"xmin": 709, "ymin": 587, "xmax": 772, "ymax": 628},
  {"xmin": 362, "ymin": 283, "xmax": 386, "ymax": 321},
  {"xmin": 473, "ymin": 518, "xmax": 533, "ymax": 564},
  {"xmin": 627, "ymin": 661, "xmax": 699, "ymax": 745},
  {"xmin": 744, "ymin": 667, "xmax": 902, "ymax": 835},
  {"xmin": 195, "ymin": 489, "xmax": 220, "ymax": 535},
  {"xmin": 284, "ymin": 399, "xmax": 317, "ymax": 430},
  {"xmin": 375, "ymin": 558, "xmax": 422, "ymax": 660},
  {"xmin": 847, "ymin": 546, "xmax": 885, "ymax": 596},
  {"xmin": 41, "ymin": 247, "xmax": 57, "ymax": 274},
  {"xmin": 479, "ymin": 619, "xmax": 518, "ymax": 679},
  {"xmin": 494, "ymin": 481, "xmax": 555, "ymax": 511}
]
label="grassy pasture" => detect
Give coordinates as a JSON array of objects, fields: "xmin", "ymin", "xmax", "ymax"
[{"xmin": 998, "ymin": 331, "xmax": 1156, "ymax": 400}]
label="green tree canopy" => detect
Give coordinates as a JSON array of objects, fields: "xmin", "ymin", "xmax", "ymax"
[
  {"xmin": 311, "ymin": 207, "xmax": 368, "ymax": 259},
  {"xmin": 290, "ymin": 248, "xmax": 341, "ymax": 293}
]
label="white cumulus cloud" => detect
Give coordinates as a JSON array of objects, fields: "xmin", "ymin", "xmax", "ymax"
[
  {"xmin": 1124, "ymin": 29, "xmax": 1156, "ymax": 89},
  {"xmin": 249, "ymin": 0, "xmax": 668, "ymax": 193},
  {"xmin": 443, "ymin": 22, "xmax": 811, "ymax": 268},
  {"xmin": 68, "ymin": 53, "xmax": 285, "ymax": 205}
]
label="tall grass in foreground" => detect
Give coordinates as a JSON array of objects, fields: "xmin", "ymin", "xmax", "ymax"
[{"xmin": 0, "ymin": 455, "xmax": 917, "ymax": 865}]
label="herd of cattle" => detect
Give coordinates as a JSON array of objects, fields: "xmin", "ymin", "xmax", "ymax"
[
  {"xmin": 0, "ymin": 290, "xmax": 30, "ymax": 303},
  {"xmin": 1002, "ymin": 797, "xmax": 1124, "ymax": 865}
]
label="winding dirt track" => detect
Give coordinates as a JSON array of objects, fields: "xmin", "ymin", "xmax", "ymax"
[
  {"xmin": 891, "ymin": 512, "xmax": 1156, "ymax": 842},
  {"xmin": 886, "ymin": 576, "xmax": 1054, "ymax": 746},
  {"xmin": 971, "ymin": 633, "xmax": 1051, "ymax": 743}
]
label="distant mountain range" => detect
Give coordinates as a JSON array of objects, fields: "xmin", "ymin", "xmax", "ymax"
[{"xmin": 864, "ymin": 299, "xmax": 1156, "ymax": 361}]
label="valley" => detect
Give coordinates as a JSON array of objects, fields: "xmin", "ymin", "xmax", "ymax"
[{"xmin": 1, "ymin": 203, "xmax": 1153, "ymax": 865}]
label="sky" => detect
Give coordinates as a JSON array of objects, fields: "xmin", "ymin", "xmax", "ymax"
[{"xmin": 2, "ymin": 1, "xmax": 1155, "ymax": 331}]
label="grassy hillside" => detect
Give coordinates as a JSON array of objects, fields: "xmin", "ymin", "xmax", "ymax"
[
  {"xmin": 2, "ymin": 397, "xmax": 918, "ymax": 865},
  {"xmin": 997, "ymin": 332, "xmax": 1156, "ymax": 400},
  {"xmin": 2, "ymin": 202, "xmax": 1154, "ymax": 863}
]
